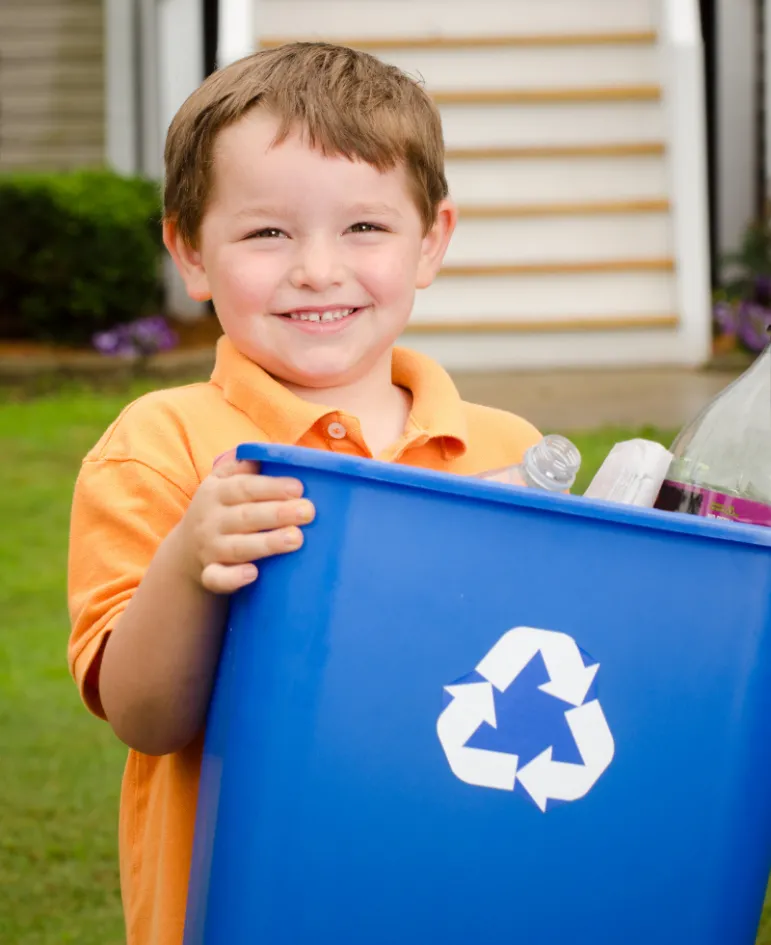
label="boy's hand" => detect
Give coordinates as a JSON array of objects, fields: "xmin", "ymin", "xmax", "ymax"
[{"xmin": 178, "ymin": 452, "xmax": 315, "ymax": 594}]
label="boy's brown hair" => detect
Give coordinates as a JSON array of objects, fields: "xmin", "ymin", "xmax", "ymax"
[{"xmin": 164, "ymin": 42, "xmax": 448, "ymax": 245}]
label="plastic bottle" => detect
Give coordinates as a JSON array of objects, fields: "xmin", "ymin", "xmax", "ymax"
[
  {"xmin": 478, "ymin": 434, "xmax": 581, "ymax": 492},
  {"xmin": 653, "ymin": 340, "xmax": 771, "ymax": 527}
]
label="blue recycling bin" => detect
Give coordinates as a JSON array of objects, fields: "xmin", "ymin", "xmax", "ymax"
[{"xmin": 184, "ymin": 443, "xmax": 771, "ymax": 945}]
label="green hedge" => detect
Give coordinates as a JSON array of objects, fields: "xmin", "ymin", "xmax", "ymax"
[{"xmin": 0, "ymin": 170, "xmax": 163, "ymax": 345}]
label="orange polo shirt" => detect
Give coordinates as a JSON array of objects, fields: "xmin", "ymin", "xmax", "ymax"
[{"xmin": 67, "ymin": 336, "xmax": 541, "ymax": 945}]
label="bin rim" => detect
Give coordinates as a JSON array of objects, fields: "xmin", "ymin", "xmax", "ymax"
[{"xmin": 236, "ymin": 442, "xmax": 771, "ymax": 551}]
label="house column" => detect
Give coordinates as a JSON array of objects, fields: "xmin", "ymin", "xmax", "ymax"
[
  {"xmin": 104, "ymin": 0, "xmax": 140, "ymax": 174},
  {"xmin": 218, "ymin": 0, "xmax": 256, "ymax": 66},
  {"xmin": 157, "ymin": 0, "xmax": 207, "ymax": 318},
  {"xmin": 716, "ymin": 0, "xmax": 761, "ymax": 255}
]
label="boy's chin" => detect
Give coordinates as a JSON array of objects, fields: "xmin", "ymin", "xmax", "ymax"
[
  {"xmin": 273, "ymin": 347, "xmax": 389, "ymax": 390},
  {"xmin": 278, "ymin": 359, "xmax": 365, "ymax": 390}
]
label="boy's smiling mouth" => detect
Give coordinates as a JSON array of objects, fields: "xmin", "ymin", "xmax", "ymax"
[{"xmin": 275, "ymin": 305, "xmax": 366, "ymax": 330}]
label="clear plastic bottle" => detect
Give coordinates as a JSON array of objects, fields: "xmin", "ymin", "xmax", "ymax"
[
  {"xmin": 653, "ymin": 340, "xmax": 771, "ymax": 526},
  {"xmin": 478, "ymin": 434, "xmax": 581, "ymax": 492}
]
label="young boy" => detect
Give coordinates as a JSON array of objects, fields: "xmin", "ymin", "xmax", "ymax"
[{"xmin": 68, "ymin": 42, "xmax": 541, "ymax": 945}]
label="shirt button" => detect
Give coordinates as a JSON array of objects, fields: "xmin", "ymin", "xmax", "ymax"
[{"xmin": 327, "ymin": 421, "xmax": 347, "ymax": 440}]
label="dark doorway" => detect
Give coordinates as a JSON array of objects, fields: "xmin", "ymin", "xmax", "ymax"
[
  {"xmin": 204, "ymin": 0, "xmax": 219, "ymax": 76},
  {"xmin": 700, "ymin": 0, "xmax": 718, "ymax": 285},
  {"xmin": 756, "ymin": 0, "xmax": 767, "ymax": 222}
]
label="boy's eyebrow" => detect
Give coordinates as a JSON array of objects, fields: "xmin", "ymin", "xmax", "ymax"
[
  {"xmin": 233, "ymin": 202, "xmax": 404, "ymax": 220},
  {"xmin": 233, "ymin": 205, "xmax": 287, "ymax": 220},
  {"xmin": 349, "ymin": 203, "xmax": 402, "ymax": 219}
]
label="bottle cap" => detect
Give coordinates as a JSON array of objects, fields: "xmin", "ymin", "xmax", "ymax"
[{"xmin": 524, "ymin": 434, "xmax": 582, "ymax": 491}]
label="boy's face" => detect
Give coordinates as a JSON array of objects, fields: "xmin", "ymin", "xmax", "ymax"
[{"xmin": 166, "ymin": 109, "xmax": 456, "ymax": 390}]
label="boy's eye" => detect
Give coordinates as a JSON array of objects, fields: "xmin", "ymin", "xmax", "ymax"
[
  {"xmin": 247, "ymin": 228, "xmax": 286, "ymax": 239},
  {"xmin": 348, "ymin": 222, "xmax": 385, "ymax": 234}
]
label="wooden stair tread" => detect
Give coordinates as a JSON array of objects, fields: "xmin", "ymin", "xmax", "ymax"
[
  {"xmin": 458, "ymin": 199, "xmax": 670, "ymax": 218},
  {"xmin": 259, "ymin": 31, "xmax": 658, "ymax": 51},
  {"xmin": 439, "ymin": 259, "xmax": 675, "ymax": 277},
  {"xmin": 404, "ymin": 315, "xmax": 679, "ymax": 334},
  {"xmin": 445, "ymin": 143, "xmax": 666, "ymax": 160},
  {"xmin": 433, "ymin": 86, "xmax": 661, "ymax": 105}
]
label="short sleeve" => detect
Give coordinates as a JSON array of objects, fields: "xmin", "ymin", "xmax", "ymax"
[{"xmin": 67, "ymin": 455, "xmax": 193, "ymax": 719}]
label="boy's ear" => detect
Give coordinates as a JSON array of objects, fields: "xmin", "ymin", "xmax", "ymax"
[
  {"xmin": 416, "ymin": 199, "xmax": 458, "ymax": 289},
  {"xmin": 162, "ymin": 219, "xmax": 212, "ymax": 302}
]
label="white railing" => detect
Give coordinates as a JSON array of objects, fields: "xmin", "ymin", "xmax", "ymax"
[
  {"xmin": 661, "ymin": 0, "xmax": 713, "ymax": 366},
  {"xmin": 219, "ymin": 0, "xmax": 258, "ymax": 67}
]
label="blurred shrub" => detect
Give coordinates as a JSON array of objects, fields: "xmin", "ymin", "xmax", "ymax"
[{"xmin": 0, "ymin": 170, "xmax": 163, "ymax": 344}]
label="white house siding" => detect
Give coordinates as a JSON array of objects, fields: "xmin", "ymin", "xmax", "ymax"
[{"xmin": 0, "ymin": 0, "xmax": 105, "ymax": 171}]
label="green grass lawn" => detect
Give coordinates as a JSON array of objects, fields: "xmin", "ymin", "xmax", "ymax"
[{"xmin": 0, "ymin": 380, "xmax": 769, "ymax": 943}]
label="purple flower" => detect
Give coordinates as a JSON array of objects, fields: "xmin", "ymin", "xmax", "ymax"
[
  {"xmin": 713, "ymin": 300, "xmax": 738, "ymax": 335},
  {"xmin": 131, "ymin": 315, "xmax": 177, "ymax": 354},
  {"xmin": 92, "ymin": 324, "xmax": 136, "ymax": 357},
  {"xmin": 736, "ymin": 302, "xmax": 771, "ymax": 352},
  {"xmin": 92, "ymin": 316, "xmax": 178, "ymax": 358}
]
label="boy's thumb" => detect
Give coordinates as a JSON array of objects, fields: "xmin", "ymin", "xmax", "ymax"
[
  {"xmin": 211, "ymin": 447, "xmax": 261, "ymax": 478},
  {"xmin": 212, "ymin": 447, "xmax": 238, "ymax": 469}
]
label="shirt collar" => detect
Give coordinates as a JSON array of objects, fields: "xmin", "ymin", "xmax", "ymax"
[
  {"xmin": 210, "ymin": 336, "xmax": 468, "ymax": 457},
  {"xmin": 391, "ymin": 345, "xmax": 468, "ymax": 458}
]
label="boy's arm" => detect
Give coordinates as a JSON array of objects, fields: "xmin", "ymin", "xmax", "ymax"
[
  {"xmin": 69, "ymin": 452, "xmax": 314, "ymax": 756},
  {"xmin": 96, "ymin": 520, "xmax": 228, "ymax": 757}
]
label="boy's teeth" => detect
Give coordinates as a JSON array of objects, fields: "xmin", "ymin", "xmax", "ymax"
[{"xmin": 287, "ymin": 308, "xmax": 356, "ymax": 322}]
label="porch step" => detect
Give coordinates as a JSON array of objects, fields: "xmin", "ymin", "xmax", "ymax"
[
  {"xmin": 260, "ymin": 31, "xmax": 658, "ymax": 50},
  {"xmin": 255, "ymin": 0, "xmax": 658, "ymax": 38},
  {"xmin": 439, "ymin": 100, "xmax": 663, "ymax": 149},
  {"xmin": 412, "ymin": 268, "xmax": 676, "ymax": 322},
  {"xmin": 432, "ymin": 86, "xmax": 661, "ymax": 104},
  {"xmin": 439, "ymin": 259, "xmax": 674, "ymax": 277},
  {"xmin": 457, "ymin": 199, "xmax": 670, "ymax": 218},
  {"xmin": 444, "ymin": 143, "xmax": 666, "ymax": 159},
  {"xmin": 403, "ymin": 315, "xmax": 679, "ymax": 335}
]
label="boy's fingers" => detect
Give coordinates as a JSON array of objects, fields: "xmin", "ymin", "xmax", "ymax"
[
  {"xmin": 212, "ymin": 526, "xmax": 304, "ymax": 565},
  {"xmin": 220, "ymin": 498, "xmax": 315, "ymax": 535},
  {"xmin": 218, "ymin": 473, "xmax": 304, "ymax": 505},
  {"xmin": 201, "ymin": 561, "xmax": 258, "ymax": 595}
]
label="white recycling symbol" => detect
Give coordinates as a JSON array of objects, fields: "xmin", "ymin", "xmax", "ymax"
[{"xmin": 436, "ymin": 626, "xmax": 614, "ymax": 811}]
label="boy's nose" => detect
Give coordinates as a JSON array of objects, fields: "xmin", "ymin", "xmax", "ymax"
[{"xmin": 288, "ymin": 239, "xmax": 345, "ymax": 291}]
